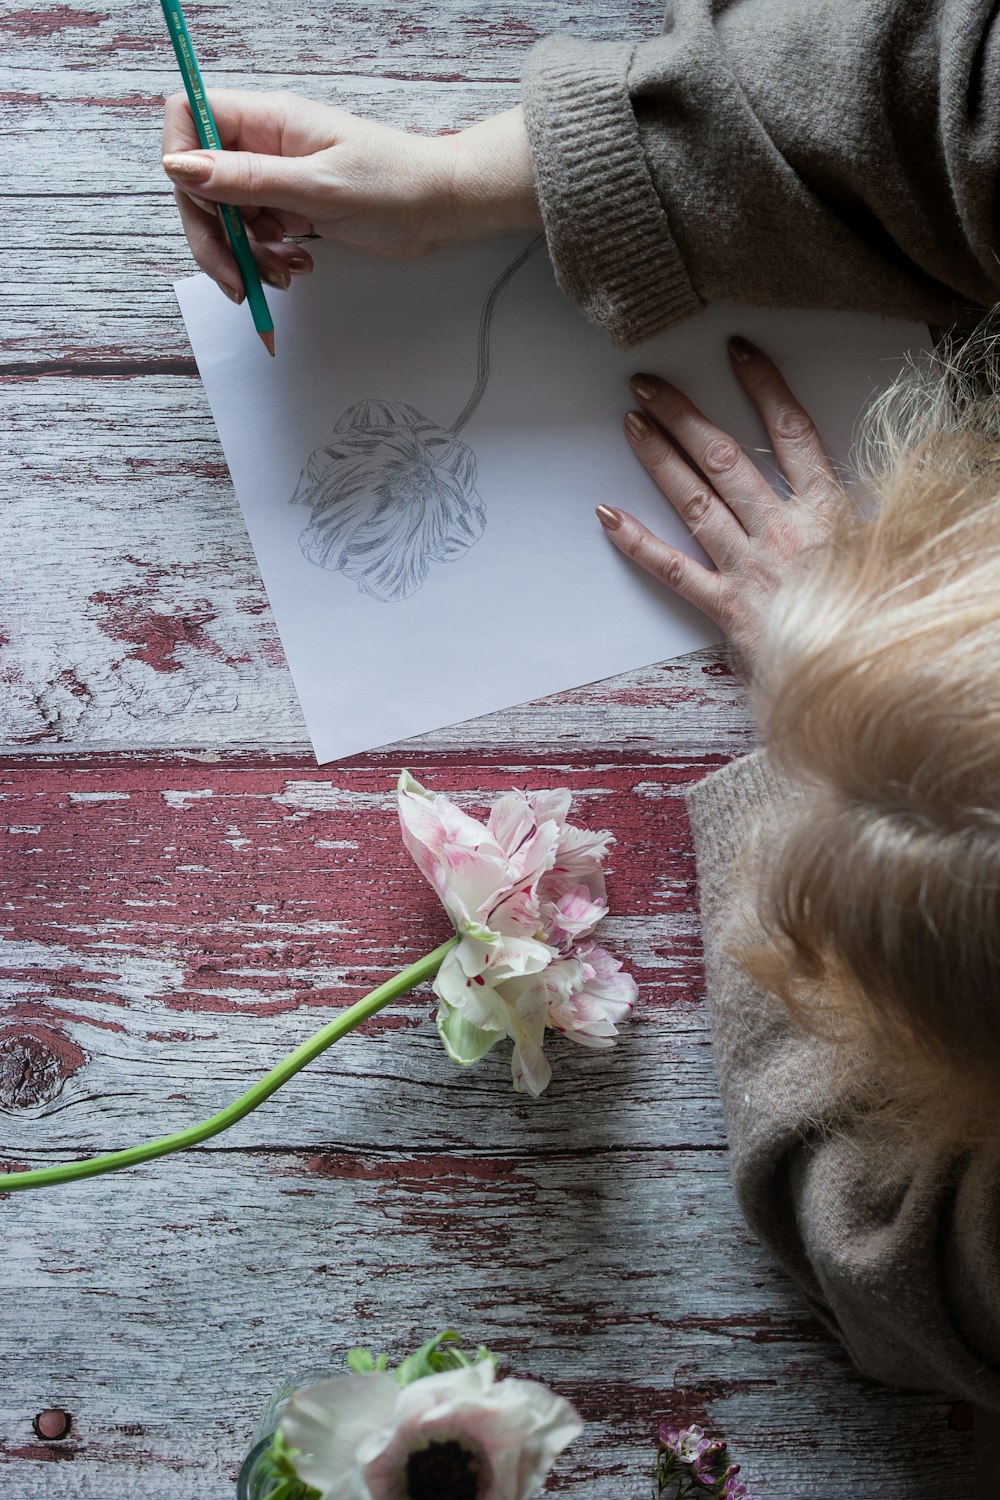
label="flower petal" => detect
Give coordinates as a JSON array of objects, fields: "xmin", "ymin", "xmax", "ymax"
[
  {"xmin": 492, "ymin": 1379, "xmax": 584, "ymax": 1499},
  {"xmin": 280, "ymin": 1374, "xmax": 399, "ymax": 1500},
  {"xmin": 435, "ymin": 934, "xmax": 556, "ymax": 1042},
  {"xmin": 545, "ymin": 943, "xmax": 636, "ymax": 1049},
  {"xmin": 524, "ymin": 788, "xmax": 573, "ymax": 828},
  {"xmin": 539, "ymin": 820, "xmax": 614, "ymax": 909},
  {"xmin": 398, "ymin": 774, "xmax": 513, "ymax": 930},
  {"xmin": 358, "ymin": 1364, "xmax": 582, "ymax": 1500},
  {"xmin": 543, "ymin": 883, "xmax": 608, "ymax": 950},
  {"xmin": 436, "ymin": 999, "xmax": 503, "ymax": 1066},
  {"xmin": 486, "ymin": 791, "xmax": 535, "ymax": 856},
  {"xmin": 484, "ymin": 819, "xmax": 562, "ymax": 939},
  {"xmin": 359, "ymin": 1365, "xmax": 494, "ymax": 1494},
  {"xmin": 502, "ymin": 978, "xmax": 552, "ymax": 1097}
]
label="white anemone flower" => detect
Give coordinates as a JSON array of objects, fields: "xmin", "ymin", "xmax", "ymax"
[{"xmin": 280, "ymin": 1361, "xmax": 583, "ymax": 1500}]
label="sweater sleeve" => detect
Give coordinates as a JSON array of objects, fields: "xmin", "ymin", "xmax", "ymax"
[
  {"xmin": 522, "ymin": 0, "xmax": 1000, "ymax": 346},
  {"xmin": 684, "ymin": 751, "xmax": 1000, "ymax": 1407}
]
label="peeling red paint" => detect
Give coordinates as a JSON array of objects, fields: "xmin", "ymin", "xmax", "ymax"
[
  {"xmin": 0, "ymin": 6, "xmax": 106, "ymax": 36},
  {"xmin": 0, "ymin": 997, "xmax": 126, "ymax": 1031},
  {"xmin": 64, "ymin": 92, "xmax": 160, "ymax": 113},
  {"xmin": 0, "ymin": 1441, "xmax": 77, "ymax": 1463},
  {"xmin": 89, "ymin": 592, "xmax": 249, "ymax": 673},
  {"xmin": 459, "ymin": 14, "xmax": 540, "ymax": 46},
  {"xmin": 52, "ymin": 667, "xmax": 90, "ymax": 699},
  {"xmin": 0, "ymin": 1024, "xmax": 87, "ymax": 1111},
  {"xmin": 0, "ymin": 749, "xmax": 708, "ymax": 1150},
  {"xmin": 302, "ymin": 1151, "xmax": 524, "ymax": 1183},
  {"xmin": 252, "ymin": 631, "xmax": 288, "ymax": 668}
]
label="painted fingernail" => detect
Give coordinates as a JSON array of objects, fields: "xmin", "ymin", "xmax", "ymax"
[
  {"xmin": 263, "ymin": 268, "xmax": 291, "ymax": 291},
  {"xmin": 728, "ymin": 336, "xmax": 756, "ymax": 364},
  {"xmin": 219, "ymin": 283, "xmax": 244, "ymax": 305},
  {"xmin": 625, "ymin": 410, "xmax": 652, "ymax": 440},
  {"xmin": 162, "ymin": 153, "xmax": 213, "ymax": 184},
  {"xmin": 286, "ymin": 252, "xmax": 311, "ymax": 272},
  {"xmin": 596, "ymin": 504, "xmax": 622, "ymax": 531},
  {"xmin": 629, "ymin": 373, "xmax": 660, "ymax": 400}
]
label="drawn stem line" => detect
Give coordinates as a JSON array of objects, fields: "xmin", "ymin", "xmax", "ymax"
[{"xmin": 451, "ymin": 235, "xmax": 545, "ymax": 435}]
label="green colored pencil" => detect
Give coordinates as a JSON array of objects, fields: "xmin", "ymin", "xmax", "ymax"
[{"xmin": 160, "ymin": 0, "xmax": 275, "ymax": 355}]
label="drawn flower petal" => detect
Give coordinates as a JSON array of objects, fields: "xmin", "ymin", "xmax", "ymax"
[{"xmin": 291, "ymin": 402, "xmax": 486, "ymax": 602}]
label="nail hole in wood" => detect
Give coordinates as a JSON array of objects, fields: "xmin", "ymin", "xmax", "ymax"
[{"xmin": 33, "ymin": 1409, "xmax": 72, "ymax": 1441}]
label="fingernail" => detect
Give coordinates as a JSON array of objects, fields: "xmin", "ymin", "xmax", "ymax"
[
  {"xmin": 729, "ymin": 336, "xmax": 756, "ymax": 364},
  {"xmin": 596, "ymin": 504, "xmax": 622, "ymax": 531},
  {"xmin": 189, "ymin": 194, "xmax": 221, "ymax": 219},
  {"xmin": 625, "ymin": 410, "xmax": 652, "ymax": 440},
  {"xmin": 263, "ymin": 268, "xmax": 291, "ymax": 291},
  {"xmin": 629, "ymin": 373, "xmax": 660, "ymax": 400},
  {"xmin": 286, "ymin": 252, "xmax": 310, "ymax": 272},
  {"xmin": 162, "ymin": 153, "xmax": 213, "ymax": 184},
  {"xmin": 220, "ymin": 283, "xmax": 244, "ymax": 305}
]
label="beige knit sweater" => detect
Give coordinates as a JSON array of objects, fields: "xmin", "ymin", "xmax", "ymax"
[
  {"xmin": 685, "ymin": 751, "xmax": 1000, "ymax": 1408},
  {"xmin": 522, "ymin": 0, "xmax": 1000, "ymax": 346}
]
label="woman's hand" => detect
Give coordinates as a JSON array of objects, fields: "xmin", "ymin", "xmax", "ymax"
[
  {"xmin": 597, "ymin": 337, "xmax": 843, "ymax": 674},
  {"xmin": 161, "ymin": 92, "xmax": 541, "ymax": 303}
]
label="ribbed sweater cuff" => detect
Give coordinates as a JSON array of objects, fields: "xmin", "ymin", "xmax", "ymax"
[
  {"xmin": 684, "ymin": 748, "xmax": 790, "ymax": 868},
  {"xmin": 522, "ymin": 36, "xmax": 702, "ymax": 348}
]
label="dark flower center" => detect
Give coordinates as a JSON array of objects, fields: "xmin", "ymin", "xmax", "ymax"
[{"xmin": 404, "ymin": 1438, "xmax": 485, "ymax": 1500}]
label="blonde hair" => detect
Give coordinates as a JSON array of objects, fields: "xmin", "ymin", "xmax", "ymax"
[{"xmin": 742, "ymin": 328, "xmax": 1000, "ymax": 1123}]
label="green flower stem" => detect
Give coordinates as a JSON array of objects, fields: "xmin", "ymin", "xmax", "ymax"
[{"xmin": 1, "ymin": 938, "xmax": 458, "ymax": 1194}]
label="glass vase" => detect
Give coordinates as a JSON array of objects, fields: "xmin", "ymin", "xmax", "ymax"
[{"xmin": 236, "ymin": 1369, "xmax": 332, "ymax": 1499}]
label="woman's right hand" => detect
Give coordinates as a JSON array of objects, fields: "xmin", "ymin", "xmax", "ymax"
[{"xmin": 161, "ymin": 92, "xmax": 541, "ymax": 303}]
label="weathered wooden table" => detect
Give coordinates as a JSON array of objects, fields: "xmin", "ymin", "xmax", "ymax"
[{"xmin": 2, "ymin": 2, "xmax": 985, "ymax": 1495}]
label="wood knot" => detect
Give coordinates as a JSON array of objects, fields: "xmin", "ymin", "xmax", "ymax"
[
  {"xmin": 33, "ymin": 1410, "xmax": 72, "ymax": 1441},
  {"xmin": 0, "ymin": 1027, "xmax": 87, "ymax": 1111}
]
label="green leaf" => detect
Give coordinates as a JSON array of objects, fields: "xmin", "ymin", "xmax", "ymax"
[
  {"xmin": 251, "ymin": 1430, "xmax": 322, "ymax": 1500},
  {"xmin": 395, "ymin": 1329, "xmax": 459, "ymax": 1386},
  {"xmin": 394, "ymin": 1331, "xmax": 496, "ymax": 1387}
]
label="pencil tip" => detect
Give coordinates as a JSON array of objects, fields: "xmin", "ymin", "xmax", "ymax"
[{"xmin": 260, "ymin": 329, "xmax": 275, "ymax": 357}]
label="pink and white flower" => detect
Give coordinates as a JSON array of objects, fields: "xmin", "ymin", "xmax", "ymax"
[
  {"xmin": 280, "ymin": 1360, "xmax": 583, "ymax": 1500},
  {"xmin": 397, "ymin": 773, "xmax": 636, "ymax": 1096}
]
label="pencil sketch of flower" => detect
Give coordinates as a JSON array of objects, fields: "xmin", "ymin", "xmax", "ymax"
[
  {"xmin": 290, "ymin": 238, "xmax": 543, "ymax": 603},
  {"xmin": 290, "ymin": 402, "xmax": 486, "ymax": 602}
]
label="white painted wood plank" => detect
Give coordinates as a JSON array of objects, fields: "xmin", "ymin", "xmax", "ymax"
[
  {"xmin": 2, "ymin": 0, "xmax": 664, "ymax": 83},
  {"xmin": 0, "ymin": 1149, "xmax": 971, "ymax": 1498},
  {"xmin": 1, "ymin": 1002, "xmax": 726, "ymax": 1154}
]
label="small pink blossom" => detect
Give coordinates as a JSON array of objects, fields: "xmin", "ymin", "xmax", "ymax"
[
  {"xmin": 722, "ymin": 1471, "xmax": 752, "ymax": 1500},
  {"xmin": 398, "ymin": 774, "xmax": 635, "ymax": 1095},
  {"xmin": 659, "ymin": 1422, "xmax": 708, "ymax": 1462},
  {"xmin": 655, "ymin": 1423, "xmax": 753, "ymax": 1500}
]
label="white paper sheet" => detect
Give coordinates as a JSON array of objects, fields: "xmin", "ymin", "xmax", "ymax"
[{"xmin": 175, "ymin": 236, "xmax": 928, "ymax": 764}]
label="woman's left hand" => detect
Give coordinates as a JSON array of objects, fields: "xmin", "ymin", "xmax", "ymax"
[{"xmin": 597, "ymin": 337, "xmax": 843, "ymax": 675}]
